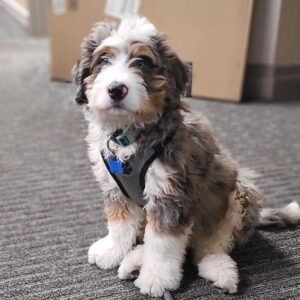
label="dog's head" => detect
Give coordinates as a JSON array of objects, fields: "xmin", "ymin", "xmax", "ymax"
[{"xmin": 73, "ymin": 17, "xmax": 188, "ymax": 126}]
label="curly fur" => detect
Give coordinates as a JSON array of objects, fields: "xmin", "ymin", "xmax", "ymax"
[{"xmin": 73, "ymin": 17, "xmax": 299, "ymax": 297}]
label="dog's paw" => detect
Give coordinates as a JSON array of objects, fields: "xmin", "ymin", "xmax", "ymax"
[
  {"xmin": 134, "ymin": 271, "xmax": 165, "ymax": 297},
  {"xmin": 88, "ymin": 236, "xmax": 124, "ymax": 269},
  {"xmin": 118, "ymin": 244, "xmax": 144, "ymax": 279},
  {"xmin": 212, "ymin": 278, "xmax": 238, "ymax": 294},
  {"xmin": 198, "ymin": 253, "xmax": 239, "ymax": 294},
  {"xmin": 134, "ymin": 264, "xmax": 181, "ymax": 297}
]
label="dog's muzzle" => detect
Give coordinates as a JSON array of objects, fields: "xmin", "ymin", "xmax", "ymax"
[{"xmin": 108, "ymin": 81, "xmax": 128, "ymax": 102}]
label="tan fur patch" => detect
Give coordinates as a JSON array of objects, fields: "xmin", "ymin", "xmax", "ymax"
[
  {"xmin": 91, "ymin": 46, "xmax": 118, "ymax": 70},
  {"xmin": 105, "ymin": 202, "xmax": 130, "ymax": 223},
  {"xmin": 93, "ymin": 45, "xmax": 118, "ymax": 57},
  {"xmin": 146, "ymin": 213, "xmax": 159, "ymax": 232},
  {"xmin": 195, "ymin": 188, "xmax": 246, "ymax": 258},
  {"xmin": 134, "ymin": 91, "xmax": 166, "ymax": 122},
  {"xmin": 130, "ymin": 43, "xmax": 155, "ymax": 63},
  {"xmin": 152, "ymin": 75, "xmax": 167, "ymax": 90},
  {"xmin": 146, "ymin": 213, "xmax": 186, "ymax": 235},
  {"xmin": 84, "ymin": 73, "xmax": 97, "ymax": 85}
]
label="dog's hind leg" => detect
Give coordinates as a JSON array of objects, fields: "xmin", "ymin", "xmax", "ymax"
[
  {"xmin": 194, "ymin": 182, "xmax": 261, "ymax": 293},
  {"xmin": 198, "ymin": 252, "xmax": 238, "ymax": 294},
  {"xmin": 194, "ymin": 217, "xmax": 239, "ymax": 294}
]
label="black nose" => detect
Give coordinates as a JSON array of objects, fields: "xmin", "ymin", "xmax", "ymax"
[{"xmin": 108, "ymin": 82, "xmax": 128, "ymax": 101}]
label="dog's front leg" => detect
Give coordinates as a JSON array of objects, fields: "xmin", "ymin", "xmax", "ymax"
[
  {"xmin": 134, "ymin": 212, "xmax": 190, "ymax": 297},
  {"xmin": 88, "ymin": 201, "xmax": 145, "ymax": 269}
]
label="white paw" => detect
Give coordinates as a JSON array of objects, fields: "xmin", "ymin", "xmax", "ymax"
[
  {"xmin": 134, "ymin": 271, "xmax": 165, "ymax": 297},
  {"xmin": 134, "ymin": 264, "xmax": 181, "ymax": 297},
  {"xmin": 88, "ymin": 236, "xmax": 125, "ymax": 269},
  {"xmin": 118, "ymin": 244, "xmax": 144, "ymax": 279},
  {"xmin": 198, "ymin": 253, "xmax": 239, "ymax": 294}
]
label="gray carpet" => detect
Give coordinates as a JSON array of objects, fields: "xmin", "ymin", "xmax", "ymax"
[{"xmin": 0, "ymin": 7, "xmax": 299, "ymax": 300}]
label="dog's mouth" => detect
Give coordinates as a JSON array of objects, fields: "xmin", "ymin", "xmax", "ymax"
[
  {"xmin": 108, "ymin": 104, "xmax": 130, "ymax": 115},
  {"xmin": 111, "ymin": 101, "xmax": 125, "ymax": 109}
]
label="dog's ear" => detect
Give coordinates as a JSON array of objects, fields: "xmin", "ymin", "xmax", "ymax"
[
  {"xmin": 153, "ymin": 34, "xmax": 190, "ymax": 97},
  {"xmin": 73, "ymin": 22, "xmax": 116, "ymax": 105},
  {"xmin": 166, "ymin": 50, "xmax": 189, "ymax": 97}
]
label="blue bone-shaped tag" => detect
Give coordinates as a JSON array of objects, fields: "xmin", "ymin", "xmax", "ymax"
[{"xmin": 108, "ymin": 159, "xmax": 124, "ymax": 175}]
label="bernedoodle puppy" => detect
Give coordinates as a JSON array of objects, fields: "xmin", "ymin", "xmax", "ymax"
[{"xmin": 73, "ymin": 17, "xmax": 300, "ymax": 297}]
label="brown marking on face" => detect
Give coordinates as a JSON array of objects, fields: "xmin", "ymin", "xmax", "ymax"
[
  {"xmin": 151, "ymin": 75, "xmax": 167, "ymax": 90},
  {"xmin": 130, "ymin": 43, "xmax": 155, "ymax": 63},
  {"xmin": 93, "ymin": 45, "xmax": 118, "ymax": 57},
  {"xmin": 132, "ymin": 73, "xmax": 168, "ymax": 123},
  {"xmin": 105, "ymin": 202, "xmax": 129, "ymax": 223},
  {"xmin": 84, "ymin": 73, "xmax": 97, "ymax": 85},
  {"xmin": 134, "ymin": 90, "xmax": 166, "ymax": 122},
  {"xmin": 90, "ymin": 45, "xmax": 118, "ymax": 70}
]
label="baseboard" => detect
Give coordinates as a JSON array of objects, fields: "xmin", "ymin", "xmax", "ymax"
[
  {"xmin": 243, "ymin": 63, "xmax": 300, "ymax": 100},
  {"xmin": 0, "ymin": 0, "xmax": 29, "ymax": 27}
]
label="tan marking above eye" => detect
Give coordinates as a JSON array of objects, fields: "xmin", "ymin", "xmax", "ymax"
[
  {"xmin": 91, "ymin": 46, "xmax": 118, "ymax": 68},
  {"xmin": 93, "ymin": 45, "xmax": 118, "ymax": 57},
  {"xmin": 130, "ymin": 43, "xmax": 155, "ymax": 64},
  {"xmin": 90, "ymin": 46, "xmax": 117, "ymax": 70}
]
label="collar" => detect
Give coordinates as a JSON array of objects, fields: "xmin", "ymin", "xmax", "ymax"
[
  {"xmin": 108, "ymin": 126, "xmax": 141, "ymax": 147},
  {"xmin": 102, "ymin": 126, "xmax": 178, "ymax": 205}
]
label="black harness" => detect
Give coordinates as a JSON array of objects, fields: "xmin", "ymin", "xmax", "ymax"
[{"xmin": 101, "ymin": 128, "xmax": 174, "ymax": 206}]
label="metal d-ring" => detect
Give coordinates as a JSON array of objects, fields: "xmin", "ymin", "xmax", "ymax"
[{"xmin": 107, "ymin": 137, "xmax": 117, "ymax": 157}]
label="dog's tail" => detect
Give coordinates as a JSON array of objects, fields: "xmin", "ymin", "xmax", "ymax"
[
  {"xmin": 257, "ymin": 202, "xmax": 300, "ymax": 228},
  {"xmin": 238, "ymin": 168, "xmax": 300, "ymax": 229}
]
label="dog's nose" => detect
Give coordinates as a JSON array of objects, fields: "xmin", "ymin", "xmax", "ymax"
[{"xmin": 108, "ymin": 82, "xmax": 128, "ymax": 101}]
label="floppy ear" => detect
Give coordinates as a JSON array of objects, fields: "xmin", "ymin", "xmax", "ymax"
[
  {"xmin": 153, "ymin": 34, "xmax": 189, "ymax": 97},
  {"xmin": 73, "ymin": 22, "xmax": 116, "ymax": 105},
  {"xmin": 167, "ymin": 51, "xmax": 189, "ymax": 96}
]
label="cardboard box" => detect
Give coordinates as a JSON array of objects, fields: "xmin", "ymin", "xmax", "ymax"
[
  {"xmin": 50, "ymin": 0, "xmax": 253, "ymax": 101},
  {"xmin": 140, "ymin": 0, "xmax": 253, "ymax": 101},
  {"xmin": 50, "ymin": 0, "xmax": 117, "ymax": 81}
]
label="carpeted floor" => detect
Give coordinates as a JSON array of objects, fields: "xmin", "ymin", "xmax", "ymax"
[{"xmin": 0, "ymin": 6, "xmax": 299, "ymax": 300}]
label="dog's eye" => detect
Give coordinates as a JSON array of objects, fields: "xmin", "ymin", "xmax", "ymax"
[
  {"xmin": 99, "ymin": 56, "xmax": 110, "ymax": 66},
  {"xmin": 133, "ymin": 56, "xmax": 154, "ymax": 68}
]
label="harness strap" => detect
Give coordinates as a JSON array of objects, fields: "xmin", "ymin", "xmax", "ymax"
[
  {"xmin": 101, "ymin": 144, "xmax": 163, "ymax": 206},
  {"xmin": 101, "ymin": 129, "xmax": 176, "ymax": 207}
]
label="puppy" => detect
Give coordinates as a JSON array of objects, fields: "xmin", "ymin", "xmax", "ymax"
[{"xmin": 73, "ymin": 17, "xmax": 300, "ymax": 297}]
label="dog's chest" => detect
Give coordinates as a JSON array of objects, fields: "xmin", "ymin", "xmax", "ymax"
[
  {"xmin": 88, "ymin": 125, "xmax": 176, "ymax": 205},
  {"xmin": 101, "ymin": 144, "xmax": 162, "ymax": 206}
]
